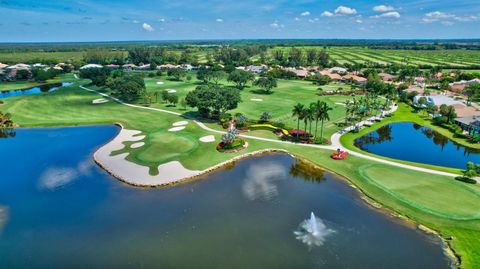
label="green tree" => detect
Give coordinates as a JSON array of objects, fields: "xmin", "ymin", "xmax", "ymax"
[
  {"xmin": 291, "ymin": 103, "xmax": 305, "ymax": 140},
  {"xmin": 228, "ymin": 70, "xmax": 254, "ymax": 90},
  {"xmin": 260, "ymin": 112, "xmax": 272, "ymax": 122},
  {"xmin": 167, "ymin": 68, "xmax": 186, "ymax": 81},
  {"xmin": 254, "ymin": 76, "xmax": 277, "ymax": 94},
  {"xmin": 185, "ymin": 85, "xmax": 242, "ymax": 118},
  {"xmin": 167, "ymin": 94, "xmax": 179, "ymax": 106},
  {"xmin": 107, "ymin": 74, "xmax": 146, "ymax": 102}
]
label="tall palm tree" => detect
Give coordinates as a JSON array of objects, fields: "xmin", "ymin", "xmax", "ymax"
[
  {"xmin": 312, "ymin": 100, "xmax": 322, "ymax": 139},
  {"xmin": 305, "ymin": 106, "xmax": 315, "ymax": 136},
  {"xmin": 292, "ymin": 103, "xmax": 305, "ymax": 140},
  {"xmin": 319, "ymin": 102, "xmax": 332, "ymax": 143}
]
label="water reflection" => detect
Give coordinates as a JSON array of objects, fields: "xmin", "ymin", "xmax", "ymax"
[
  {"xmin": 0, "ymin": 82, "xmax": 72, "ymax": 99},
  {"xmin": 242, "ymin": 161, "xmax": 287, "ymax": 201},
  {"xmin": 39, "ymin": 159, "xmax": 94, "ymax": 190},
  {"xmin": 0, "ymin": 127, "xmax": 15, "ymax": 139},
  {"xmin": 354, "ymin": 122, "xmax": 480, "ymax": 169},
  {"xmin": 289, "ymin": 159, "xmax": 326, "ymax": 183}
]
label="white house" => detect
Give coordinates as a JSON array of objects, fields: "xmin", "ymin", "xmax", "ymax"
[
  {"xmin": 80, "ymin": 64, "xmax": 103, "ymax": 69},
  {"xmin": 328, "ymin": 67, "xmax": 348, "ymax": 74}
]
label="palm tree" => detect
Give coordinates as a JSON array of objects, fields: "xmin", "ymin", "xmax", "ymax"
[
  {"xmin": 300, "ymin": 108, "xmax": 310, "ymax": 135},
  {"xmin": 306, "ymin": 106, "xmax": 315, "ymax": 136},
  {"xmin": 312, "ymin": 101, "xmax": 322, "ymax": 139},
  {"xmin": 292, "ymin": 103, "xmax": 305, "ymax": 140},
  {"xmin": 319, "ymin": 102, "xmax": 332, "ymax": 143}
]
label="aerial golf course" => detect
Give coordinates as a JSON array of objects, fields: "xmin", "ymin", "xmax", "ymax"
[{"xmin": 1, "ymin": 75, "xmax": 480, "ymax": 268}]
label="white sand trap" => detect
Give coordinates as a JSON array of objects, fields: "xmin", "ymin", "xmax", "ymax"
[
  {"xmin": 168, "ymin": 126, "xmax": 185, "ymax": 132},
  {"xmin": 250, "ymin": 98, "xmax": 263, "ymax": 102},
  {"xmin": 92, "ymin": 98, "xmax": 109, "ymax": 104},
  {"xmin": 156, "ymin": 81, "xmax": 164, "ymax": 85},
  {"xmin": 199, "ymin": 135, "xmax": 215, "ymax": 143},
  {"xmin": 131, "ymin": 142, "xmax": 145, "ymax": 149},
  {"xmin": 167, "ymin": 89, "xmax": 177, "ymax": 93},
  {"xmin": 172, "ymin": 121, "xmax": 188, "ymax": 126},
  {"xmin": 335, "ymin": 102, "xmax": 346, "ymax": 106},
  {"xmin": 94, "ymin": 128, "xmax": 201, "ymax": 186}
]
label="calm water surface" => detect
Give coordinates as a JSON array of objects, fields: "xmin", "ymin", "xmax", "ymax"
[
  {"xmin": 0, "ymin": 126, "xmax": 451, "ymax": 268},
  {"xmin": 0, "ymin": 82, "xmax": 72, "ymax": 98},
  {"xmin": 354, "ymin": 122, "xmax": 480, "ymax": 169}
]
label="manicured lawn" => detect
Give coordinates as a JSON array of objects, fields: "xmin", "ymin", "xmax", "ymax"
[
  {"xmin": 144, "ymin": 75, "xmax": 351, "ymax": 139},
  {"xmin": 2, "ymin": 83, "xmax": 480, "ymax": 268}
]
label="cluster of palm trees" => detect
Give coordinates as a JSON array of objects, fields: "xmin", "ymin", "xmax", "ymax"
[
  {"xmin": 344, "ymin": 93, "xmax": 395, "ymax": 129},
  {"xmin": 291, "ymin": 101, "xmax": 332, "ymax": 143}
]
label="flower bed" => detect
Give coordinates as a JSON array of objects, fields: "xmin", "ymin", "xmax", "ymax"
[{"xmin": 216, "ymin": 139, "xmax": 248, "ymax": 153}]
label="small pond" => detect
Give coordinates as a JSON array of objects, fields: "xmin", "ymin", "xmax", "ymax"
[
  {"xmin": 0, "ymin": 82, "xmax": 72, "ymax": 98},
  {"xmin": 354, "ymin": 122, "xmax": 480, "ymax": 169},
  {"xmin": 0, "ymin": 126, "xmax": 452, "ymax": 268}
]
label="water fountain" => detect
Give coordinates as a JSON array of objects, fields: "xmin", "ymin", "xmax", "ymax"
[{"xmin": 294, "ymin": 212, "xmax": 335, "ymax": 247}]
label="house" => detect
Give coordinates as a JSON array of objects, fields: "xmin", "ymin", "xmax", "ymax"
[
  {"xmin": 6, "ymin": 63, "xmax": 31, "ymax": 71},
  {"xmin": 32, "ymin": 63, "xmax": 47, "ymax": 69},
  {"xmin": 413, "ymin": 94, "xmax": 462, "ymax": 107},
  {"xmin": 182, "ymin": 64, "xmax": 194, "ymax": 71},
  {"xmin": 378, "ymin": 73, "xmax": 395, "ymax": 82},
  {"xmin": 137, "ymin": 64, "xmax": 151, "ymax": 70},
  {"xmin": 284, "ymin": 67, "xmax": 309, "ymax": 78},
  {"xmin": 342, "ymin": 74, "xmax": 367, "ymax": 86},
  {"xmin": 158, "ymin": 64, "xmax": 179, "ymax": 69},
  {"xmin": 122, "ymin": 64, "xmax": 137, "ymax": 70},
  {"xmin": 106, "ymin": 64, "xmax": 120, "ymax": 69},
  {"xmin": 455, "ymin": 116, "xmax": 480, "ymax": 136},
  {"xmin": 328, "ymin": 67, "xmax": 348, "ymax": 74},
  {"xmin": 318, "ymin": 70, "xmax": 342, "ymax": 81},
  {"xmin": 450, "ymin": 79, "xmax": 480, "ymax": 92},
  {"xmin": 80, "ymin": 64, "xmax": 103, "ymax": 69},
  {"xmin": 0, "ymin": 63, "xmax": 8, "ymax": 69},
  {"xmin": 246, "ymin": 65, "xmax": 268, "ymax": 74}
]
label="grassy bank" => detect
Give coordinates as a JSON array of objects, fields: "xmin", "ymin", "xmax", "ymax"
[
  {"xmin": 0, "ymin": 73, "xmax": 76, "ymax": 92},
  {"xmin": 1, "ymin": 84, "xmax": 480, "ymax": 268}
]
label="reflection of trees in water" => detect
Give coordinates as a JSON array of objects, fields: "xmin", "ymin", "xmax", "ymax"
[
  {"xmin": 0, "ymin": 112, "xmax": 16, "ymax": 139},
  {"xmin": 0, "ymin": 206, "xmax": 7, "ymax": 234},
  {"xmin": 289, "ymin": 159, "xmax": 325, "ymax": 184},
  {"xmin": 354, "ymin": 125, "xmax": 393, "ymax": 149},
  {"xmin": 39, "ymin": 83, "xmax": 62, "ymax": 93},
  {"xmin": 416, "ymin": 124, "xmax": 480, "ymax": 155}
]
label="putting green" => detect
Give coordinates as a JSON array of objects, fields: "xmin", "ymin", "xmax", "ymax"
[{"xmin": 359, "ymin": 164, "xmax": 480, "ymax": 220}]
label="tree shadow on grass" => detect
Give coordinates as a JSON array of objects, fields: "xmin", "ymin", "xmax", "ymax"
[{"xmin": 249, "ymin": 89, "xmax": 274, "ymax": 95}]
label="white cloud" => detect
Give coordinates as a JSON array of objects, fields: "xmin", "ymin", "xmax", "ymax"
[
  {"xmin": 356, "ymin": 19, "xmax": 363, "ymax": 24},
  {"xmin": 269, "ymin": 21, "xmax": 284, "ymax": 29},
  {"xmin": 132, "ymin": 20, "xmax": 140, "ymax": 24},
  {"xmin": 216, "ymin": 18, "xmax": 223, "ymax": 23},
  {"xmin": 308, "ymin": 18, "xmax": 320, "ymax": 23},
  {"xmin": 335, "ymin": 6, "xmax": 357, "ymax": 15},
  {"xmin": 373, "ymin": 5, "xmax": 395, "ymax": 12},
  {"xmin": 301, "ymin": 11, "xmax": 310, "ymax": 16},
  {"xmin": 142, "ymin": 23, "xmax": 155, "ymax": 32},
  {"xmin": 372, "ymin": 11, "xmax": 401, "ymax": 19},
  {"xmin": 158, "ymin": 18, "xmax": 166, "ymax": 22},
  {"xmin": 321, "ymin": 11, "xmax": 334, "ymax": 17},
  {"xmin": 423, "ymin": 11, "xmax": 480, "ymax": 24},
  {"xmin": 294, "ymin": 17, "xmax": 301, "ymax": 21}
]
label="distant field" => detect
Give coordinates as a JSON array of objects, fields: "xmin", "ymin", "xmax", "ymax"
[
  {"xmin": 271, "ymin": 46, "xmax": 480, "ymax": 69},
  {"xmin": 0, "ymin": 51, "xmax": 84, "ymax": 64}
]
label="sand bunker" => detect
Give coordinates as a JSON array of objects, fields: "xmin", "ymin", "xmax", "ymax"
[
  {"xmin": 94, "ymin": 128, "xmax": 201, "ymax": 186},
  {"xmin": 92, "ymin": 98, "xmax": 109, "ymax": 104},
  {"xmin": 168, "ymin": 126, "xmax": 185, "ymax": 132},
  {"xmin": 199, "ymin": 135, "xmax": 215, "ymax": 143},
  {"xmin": 172, "ymin": 121, "xmax": 188, "ymax": 126},
  {"xmin": 156, "ymin": 81, "xmax": 164, "ymax": 85},
  {"xmin": 250, "ymin": 98, "xmax": 263, "ymax": 102},
  {"xmin": 131, "ymin": 142, "xmax": 145, "ymax": 149},
  {"xmin": 167, "ymin": 89, "xmax": 177, "ymax": 93}
]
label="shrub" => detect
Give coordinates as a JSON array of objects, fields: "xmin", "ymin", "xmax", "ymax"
[{"xmin": 455, "ymin": 176, "xmax": 477, "ymax": 184}]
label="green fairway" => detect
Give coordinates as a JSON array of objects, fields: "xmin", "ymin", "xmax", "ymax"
[{"xmin": 143, "ymin": 75, "xmax": 350, "ymax": 139}]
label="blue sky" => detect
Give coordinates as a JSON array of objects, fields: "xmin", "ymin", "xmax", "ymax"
[{"xmin": 1, "ymin": 0, "xmax": 479, "ymax": 42}]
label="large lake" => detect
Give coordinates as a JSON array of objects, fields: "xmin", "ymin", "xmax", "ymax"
[
  {"xmin": 0, "ymin": 126, "xmax": 451, "ymax": 268},
  {"xmin": 354, "ymin": 122, "xmax": 480, "ymax": 169}
]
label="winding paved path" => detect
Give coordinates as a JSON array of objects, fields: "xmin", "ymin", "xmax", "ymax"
[{"xmin": 79, "ymin": 83, "xmax": 469, "ymax": 181}]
